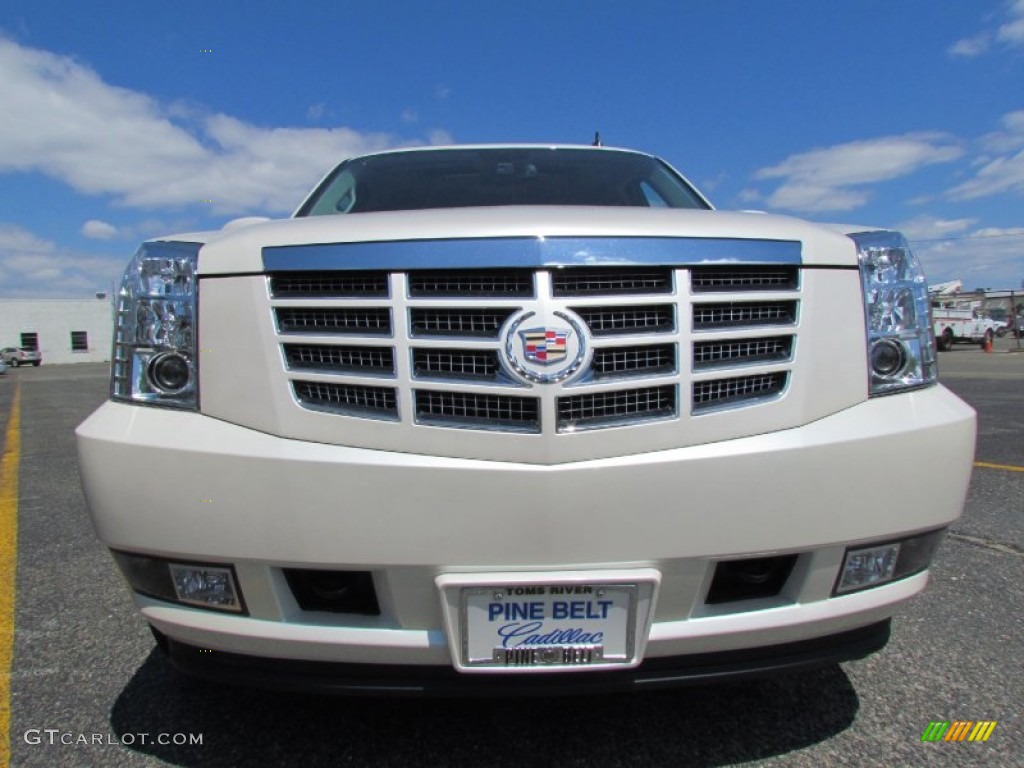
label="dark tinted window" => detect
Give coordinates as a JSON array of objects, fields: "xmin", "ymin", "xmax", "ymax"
[{"xmin": 299, "ymin": 148, "xmax": 708, "ymax": 216}]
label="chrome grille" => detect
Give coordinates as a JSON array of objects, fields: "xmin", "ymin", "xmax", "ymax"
[
  {"xmin": 692, "ymin": 301, "xmax": 797, "ymax": 330},
  {"xmin": 277, "ymin": 307, "xmax": 391, "ymax": 335},
  {"xmin": 415, "ymin": 391, "xmax": 539, "ymax": 431},
  {"xmin": 270, "ymin": 249, "xmax": 801, "ymax": 433},
  {"xmin": 693, "ymin": 337, "xmax": 793, "ymax": 369},
  {"xmin": 693, "ymin": 373, "xmax": 787, "ymax": 412},
  {"xmin": 410, "ymin": 308, "xmax": 515, "ymax": 338},
  {"xmin": 575, "ymin": 305, "xmax": 674, "ymax": 335},
  {"xmin": 293, "ymin": 381, "xmax": 398, "ymax": 418},
  {"xmin": 284, "ymin": 344, "xmax": 395, "ymax": 374},
  {"xmin": 412, "ymin": 349, "xmax": 500, "ymax": 381},
  {"xmin": 558, "ymin": 386, "xmax": 676, "ymax": 431},
  {"xmin": 553, "ymin": 267, "xmax": 673, "ymax": 296},
  {"xmin": 592, "ymin": 345, "xmax": 675, "ymax": 379},
  {"xmin": 690, "ymin": 266, "xmax": 798, "ymax": 292},
  {"xmin": 408, "ymin": 270, "xmax": 533, "ymax": 297},
  {"xmin": 271, "ymin": 272, "xmax": 389, "ymax": 298}
]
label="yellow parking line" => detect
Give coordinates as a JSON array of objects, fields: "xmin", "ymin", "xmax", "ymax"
[
  {"xmin": 974, "ymin": 461, "xmax": 1024, "ymax": 473},
  {"xmin": 0, "ymin": 384, "xmax": 21, "ymax": 768}
]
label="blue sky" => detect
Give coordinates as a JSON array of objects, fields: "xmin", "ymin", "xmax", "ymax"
[{"xmin": 1, "ymin": 0, "xmax": 1022, "ymax": 297}]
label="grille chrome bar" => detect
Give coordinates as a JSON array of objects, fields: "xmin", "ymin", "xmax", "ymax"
[
  {"xmin": 270, "ymin": 271, "xmax": 389, "ymax": 298},
  {"xmin": 410, "ymin": 308, "xmax": 516, "ymax": 338},
  {"xmin": 553, "ymin": 267, "xmax": 673, "ymax": 296},
  {"xmin": 691, "ymin": 266, "xmax": 798, "ymax": 293},
  {"xmin": 284, "ymin": 344, "xmax": 395, "ymax": 375},
  {"xmin": 692, "ymin": 301, "xmax": 797, "ymax": 330},
  {"xmin": 693, "ymin": 336, "xmax": 793, "ymax": 369},
  {"xmin": 408, "ymin": 269, "xmax": 534, "ymax": 298},
  {"xmin": 574, "ymin": 305, "xmax": 675, "ymax": 335},
  {"xmin": 412, "ymin": 349, "xmax": 501, "ymax": 381},
  {"xmin": 276, "ymin": 307, "xmax": 392, "ymax": 335},
  {"xmin": 592, "ymin": 344, "xmax": 676, "ymax": 379},
  {"xmin": 414, "ymin": 390, "xmax": 540, "ymax": 431},
  {"xmin": 693, "ymin": 373, "xmax": 787, "ymax": 412},
  {"xmin": 558, "ymin": 385, "xmax": 676, "ymax": 431},
  {"xmin": 293, "ymin": 381, "xmax": 398, "ymax": 419}
]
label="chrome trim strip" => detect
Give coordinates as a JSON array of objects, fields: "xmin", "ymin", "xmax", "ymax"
[{"xmin": 263, "ymin": 237, "xmax": 802, "ymax": 272}]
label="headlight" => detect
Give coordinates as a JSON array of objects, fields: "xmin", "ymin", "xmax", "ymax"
[
  {"xmin": 111, "ymin": 241, "xmax": 200, "ymax": 409},
  {"xmin": 853, "ymin": 231, "xmax": 936, "ymax": 396}
]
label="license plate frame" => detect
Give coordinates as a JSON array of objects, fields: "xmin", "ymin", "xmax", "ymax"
[{"xmin": 459, "ymin": 583, "xmax": 639, "ymax": 669}]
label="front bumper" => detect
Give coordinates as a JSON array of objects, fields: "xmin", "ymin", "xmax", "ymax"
[
  {"xmin": 76, "ymin": 384, "xmax": 975, "ymax": 683},
  {"xmin": 158, "ymin": 620, "xmax": 892, "ymax": 696}
]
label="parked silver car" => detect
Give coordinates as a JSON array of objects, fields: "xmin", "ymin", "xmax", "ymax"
[{"xmin": 0, "ymin": 347, "xmax": 42, "ymax": 367}]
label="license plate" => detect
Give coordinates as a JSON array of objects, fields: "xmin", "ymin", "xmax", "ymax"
[{"xmin": 460, "ymin": 583, "xmax": 637, "ymax": 668}]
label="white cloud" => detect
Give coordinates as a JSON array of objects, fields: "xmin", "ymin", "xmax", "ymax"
[
  {"xmin": 895, "ymin": 215, "xmax": 976, "ymax": 242},
  {"xmin": 949, "ymin": 0, "xmax": 1024, "ymax": 56},
  {"xmin": 754, "ymin": 134, "xmax": 963, "ymax": 213},
  {"xmin": 0, "ymin": 223, "xmax": 124, "ymax": 297},
  {"xmin": 903, "ymin": 221, "xmax": 1024, "ymax": 289},
  {"xmin": 428, "ymin": 129, "xmax": 455, "ymax": 146},
  {"xmin": 948, "ymin": 149, "xmax": 1024, "ymax": 200},
  {"xmin": 307, "ymin": 103, "xmax": 326, "ymax": 120},
  {"xmin": 0, "ymin": 223, "xmax": 55, "ymax": 255},
  {"xmin": 947, "ymin": 111, "xmax": 1024, "ymax": 200},
  {"xmin": 948, "ymin": 33, "xmax": 990, "ymax": 57},
  {"xmin": 978, "ymin": 110, "xmax": 1024, "ymax": 155},
  {"xmin": 0, "ymin": 38, "xmax": 445, "ymax": 216},
  {"xmin": 81, "ymin": 219, "xmax": 118, "ymax": 239},
  {"xmin": 400, "ymin": 109, "xmax": 419, "ymax": 124}
]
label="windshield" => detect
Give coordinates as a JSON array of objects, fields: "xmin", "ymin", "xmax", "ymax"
[{"xmin": 297, "ymin": 147, "xmax": 710, "ymax": 216}]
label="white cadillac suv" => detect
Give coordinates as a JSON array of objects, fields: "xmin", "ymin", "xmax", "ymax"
[{"xmin": 76, "ymin": 145, "xmax": 976, "ymax": 694}]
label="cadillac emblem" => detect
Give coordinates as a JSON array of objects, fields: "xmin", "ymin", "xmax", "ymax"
[
  {"xmin": 503, "ymin": 308, "xmax": 589, "ymax": 384},
  {"xmin": 520, "ymin": 328, "xmax": 569, "ymax": 365}
]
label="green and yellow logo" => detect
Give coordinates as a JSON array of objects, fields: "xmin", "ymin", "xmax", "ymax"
[{"xmin": 921, "ymin": 721, "xmax": 997, "ymax": 742}]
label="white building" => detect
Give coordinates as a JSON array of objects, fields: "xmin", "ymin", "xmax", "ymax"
[{"xmin": 0, "ymin": 297, "xmax": 114, "ymax": 365}]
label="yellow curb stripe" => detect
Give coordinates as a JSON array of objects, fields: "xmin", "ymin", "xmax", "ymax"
[
  {"xmin": 974, "ymin": 461, "xmax": 1024, "ymax": 473},
  {"xmin": 0, "ymin": 383, "xmax": 21, "ymax": 768}
]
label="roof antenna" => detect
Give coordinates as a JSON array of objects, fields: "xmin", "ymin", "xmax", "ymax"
[{"xmin": 592, "ymin": 131, "xmax": 602, "ymax": 147}]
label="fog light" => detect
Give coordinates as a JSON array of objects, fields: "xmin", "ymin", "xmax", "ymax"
[
  {"xmin": 837, "ymin": 544, "xmax": 900, "ymax": 593},
  {"xmin": 835, "ymin": 529, "xmax": 946, "ymax": 595},
  {"xmin": 170, "ymin": 564, "xmax": 242, "ymax": 611}
]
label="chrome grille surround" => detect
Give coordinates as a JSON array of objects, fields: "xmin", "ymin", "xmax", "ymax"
[{"xmin": 264, "ymin": 237, "xmax": 803, "ymax": 436}]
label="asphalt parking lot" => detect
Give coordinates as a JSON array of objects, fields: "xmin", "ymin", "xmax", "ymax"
[{"xmin": 0, "ymin": 345, "xmax": 1021, "ymax": 767}]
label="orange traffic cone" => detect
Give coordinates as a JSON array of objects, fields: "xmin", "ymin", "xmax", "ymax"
[{"xmin": 983, "ymin": 335, "xmax": 994, "ymax": 353}]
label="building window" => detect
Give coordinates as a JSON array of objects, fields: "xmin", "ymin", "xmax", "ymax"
[
  {"xmin": 20, "ymin": 332, "xmax": 38, "ymax": 350},
  {"xmin": 71, "ymin": 331, "xmax": 89, "ymax": 352}
]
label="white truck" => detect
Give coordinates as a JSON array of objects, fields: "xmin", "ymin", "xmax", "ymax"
[
  {"xmin": 932, "ymin": 304, "xmax": 997, "ymax": 350},
  {"xmin": 75, "ymin": 145, "xmax": 976, "ymax": 694}
]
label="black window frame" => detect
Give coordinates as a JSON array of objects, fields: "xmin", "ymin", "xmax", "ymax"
[{"xmin": 71, "ymin": 331, "xmax": 89, "ymax": 352}]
